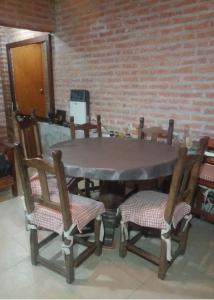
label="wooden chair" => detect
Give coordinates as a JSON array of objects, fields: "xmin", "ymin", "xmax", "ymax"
[
  {"xmin": 0, "ymin": 141, "xmax": 18, "ymax": 196},
  {"xmin": 70, "ymin": 115, "xmax": 102, "ymax": 139},
  {"xmin": 125, "ymin": 118, "xmax": 175, "ymax": 195},
  {"xmin": 15, "ymin": 111, "xmax": 42, "ymax": 159},
  {"xmin": 15, "ymin": 111, "xmax": 77, "ymax": 193},
  {"xmin": 69, "ymin": 115, "xmax": 102, "ymax": 197},
  {"xmin": 14, "ymin": 143, "xmax": 105, "ymax": 284},
  {"xmin": 193, "ymin": 138, "xmax": 214, "ymax": 223},
  {"xmin": 138, "ymin": 117, "xmax": 174, "ymax": 145},
  {"xmin": 119, "ymin": 144, "xmax": 204, "ymax": 279}
]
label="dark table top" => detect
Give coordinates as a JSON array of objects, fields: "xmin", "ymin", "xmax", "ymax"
[{"xmin": 49, "ymin": 137, "xmax": 179, "ymax": 181}]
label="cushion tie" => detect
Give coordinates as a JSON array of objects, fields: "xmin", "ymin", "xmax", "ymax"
[
  {"xmin": 25, "ymin": 212, "xmax": 37, "ymax": 230},
  {"xmin": 183, "ymin": 214, "xmax": 192, "ymax": 232},
  {"xmin": 62, "ymin": 240, "xmax": 73, "ymax": 255},
  {"xmin": 27, "ymin": 223, "xmax": 37, "ymax": 230},
  {"xmin": 62, "ymin": 216, "xmax": 104, "ymax": 255},
  {"xmin": 26, "ymin": 212, "xmax": 33, "ymax": 221},
  {"xmin": 161, "ymin": 221, "xmax": 172, "ymax": 261},
  {"xmin": 63, "ymin": 223, "xmax": 76, "ymax": 241},
  {"xmin": 61, "ymin": 224, "xmax": 76, "ymax": 255}
]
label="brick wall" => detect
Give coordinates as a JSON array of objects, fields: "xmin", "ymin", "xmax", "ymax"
[
  {"xmin": 54, "ymin": 0, "xmax": 214, "ymax": 139},
  {"xmin": 0, "ymin": 0, "xmax": 213, "ymax": 141},
  {"xmin": 0, "ymin": 0, "xmax": 55, "ymax": 32}
]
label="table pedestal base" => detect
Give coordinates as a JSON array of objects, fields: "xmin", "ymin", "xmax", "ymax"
[
  {"xmin": 102, "ymin": 209, "xmax": 118, "ymax": 248},
  {"xmin": 99, "ymin": 181, "xmax": 125, "ymax": 247}
]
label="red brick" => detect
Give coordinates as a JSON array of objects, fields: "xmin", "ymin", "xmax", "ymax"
[{"xmin": 0, "ymin": 0, "xmax": 214, "ymax": 140}]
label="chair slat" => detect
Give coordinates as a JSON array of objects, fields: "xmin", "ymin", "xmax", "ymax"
[
  {"xmin": 24, "ymin": 157, "xmax": 55, "ymax": 174},
  {"xmin": 69, "ymin": 115, "xmax": 102, "ymax": 139},
  {"xmin": 68, "ymin": 115, "xmax": 102, "ymax": 197},
  {"xmin": 37, "ymin": 169, "xmax": 51, "ymax": 204},
  {"xmin": 138, "ymin": 117, "xmax": 174, "ymax": 145},
  {"xmin": 35, "ymin": 198, "xmax": 60, "ymax": 211},
  {"xmin": 52, "ymin": 151, "xmax": 72, "ymax": 231}
]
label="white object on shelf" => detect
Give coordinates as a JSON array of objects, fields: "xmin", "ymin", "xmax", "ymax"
[{"xmin": 69, "ymin": 100, "xmax": 88, "ymax": 124}]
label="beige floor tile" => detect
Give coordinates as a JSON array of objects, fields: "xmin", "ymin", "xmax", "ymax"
[
  {"xmin": 0, "ymin": 196, "xmax": 24, "ymax": 234},
  {"xmin": 0, "ymin": 231, "xmax": 28, "ymax": 272},
  {"xmin": 0, "ymin": 190, "xmax": 214, "ymax": 298},
  {"xmin": 129, "ymin": 273, "xmax": 214, "ymax": 299},
  {"xmin": 0, "ymin": 258, "xmax": 80, "ymax": 299}
]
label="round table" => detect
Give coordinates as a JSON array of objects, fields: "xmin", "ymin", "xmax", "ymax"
[
  {"xmin": 49, "ymin": 137, "xmax": 178, "ymax": 181},
  {"xmin": 49, "ymin": 137, "xmax": 179, "ymax": 247}
]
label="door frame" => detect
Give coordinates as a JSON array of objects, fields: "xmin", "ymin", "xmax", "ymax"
[{"xmin": 6, "ymin": 34, "xmax": 55, "ymax": 118}]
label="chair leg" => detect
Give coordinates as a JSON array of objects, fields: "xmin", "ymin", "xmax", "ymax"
[
  {"xmin": 94, "ymin": 218, "xmax": 102, "ymax": 256},
  {"xmin": 192, "ymin": 187, "xmax": 204, "ymax": 218},
  {"xmin": 85, "ymin": 179, "xmax": 91, "ymax": 198},
  {"xmin": 12, "ymin": 183, "xmax": 18, "ymax": 197},
  {"xmin": 119, "ymin": 225, "xmax": 127, "ymax": 258},
  {"xmin": 30, "ymin": 229, "xmax": 39, "ymax": 265},
  {"xmin": 178, "ymin": 220, "xmax": 191, "ymax": 255},
  {"xmin": 67, "ymin": 179, "xmax": 79, "ymax": 194},
  {"xmin": 119, "ymin": 240, "xmax": 127, "ymax": 257},
  {"xmin": 64, "ymin": 246, "xmax": 75, "ymax": 284},
  {"xmin": 158, "ymin": 238, "xmax": 168, "ymax": 280}
]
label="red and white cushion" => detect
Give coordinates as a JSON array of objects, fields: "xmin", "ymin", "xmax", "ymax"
[
  {"xmin": 29, "ymin": 175, "xmax": 105, "ymax": 234},
  {"xmin": 199, "ymin": 163, "xmax": 214, "ymax": 183},
  {"xmin": 30, "ymin": 174, "xmax": 59, "ymax": 202},
  {"xmin": 30, "ymin": 174, "xmax": 74, "ymax": 200},
  {"xmin": 119, "ymin": 190, "xmax": 191, "ymax": 230}
]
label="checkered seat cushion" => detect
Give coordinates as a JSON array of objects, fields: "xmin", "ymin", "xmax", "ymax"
[
  {"xmin": 119, "ymin": 190, "xmax": 191, "ymax": 230},
  {"xmin": 29, "ymin": 175, "xmax": 105, "ymax": 234},
  {"xmin": 30, "ymin": 174, "xmax": 59, "ymax": 200},
  {"xmin": 198, "ymin": 163, "xmax": 214, "ymax": 183}
]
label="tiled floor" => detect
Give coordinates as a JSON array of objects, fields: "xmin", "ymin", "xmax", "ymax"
[{"xmin": 0, "ymin": 188, "xmax": 213, "ymax": 299}]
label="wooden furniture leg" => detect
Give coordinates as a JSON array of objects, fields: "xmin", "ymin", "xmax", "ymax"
[{"xmin": 99, "ymin": 181, "xmax": 125, "ymax": 247}]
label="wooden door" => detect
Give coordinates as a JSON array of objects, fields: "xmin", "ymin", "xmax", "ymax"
[{"xmin": 11, "ymin": 43, "xmax": 46, "ymax": 117}]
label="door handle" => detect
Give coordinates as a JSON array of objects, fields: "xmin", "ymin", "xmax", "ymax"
[{"xmin": 39, "ymin": 88, "xmax": 44, "ymax": 94}]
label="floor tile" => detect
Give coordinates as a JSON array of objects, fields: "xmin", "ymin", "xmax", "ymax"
[
  {"xmin": 0, "ymin": 231, "xmax": 28, "ymax": 272},
  {"xmin": 0, "ymin": 191, "xmax": 213, "ymax": 299}
]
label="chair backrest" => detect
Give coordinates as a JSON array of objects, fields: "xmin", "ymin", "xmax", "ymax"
[
  {"xmin": 15, "ymin": 111, "xmax": 42, "ymax": 158},
  {"xmin": 69, "ymin": 115, "xmax": 102, "ymax": 139},
  {"xmin": 138, "ymin": 117, "xmax": 174, "ymax": 145},
  {"xmin": 164, "ymin": 137, "xmax": 208, "ymax": 224},
  {"xmin": 197, "ymin": 136, "xmax": 209, "ymax": 164},
  {"xmin": 15, "ymin": 143, "xmax": 72, "ymax": 231}
]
